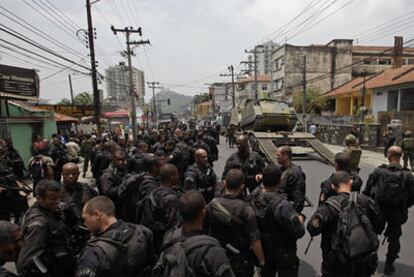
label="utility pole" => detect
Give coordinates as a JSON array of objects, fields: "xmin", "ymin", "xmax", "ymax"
[
  {"xmin": 302, "ymin": 55, "xmax": 307, "ymax": 131},
  {"xmin": 219, "ymin": 65, "xmax": 237, "ymax": 108},
  {"xmin": 361, "ymin": 69, "xmax": 367, "ymax": 123},
  {"xmin": 147, "ymin": 81, "xmax": 161, "ymax": 122},
  {"xmin": 244, "ymin": 46, "xmax": 264, "ymax": 101},
  {"xmin": 86, "ymin": 0, "xmax": 101, "ymax": 135},
  {"xmin": 111, "ymin": 26, "xmax": 149, "ymax": 142},
  {"xmin": 68, "ymin": 74, "xmax": 74, "ymax": 105}
]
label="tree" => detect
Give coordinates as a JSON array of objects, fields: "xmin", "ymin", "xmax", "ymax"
[
  {"xmin": 193, "ymin": 93, "xmax": 209, "ymax": 104},
  {"xmin": 293, "ymin": 87, "xmax": 328, "ymax": 114},
  {"xmin": 56, "ymin": 92, "xmax": 93, "ymax": 105}
]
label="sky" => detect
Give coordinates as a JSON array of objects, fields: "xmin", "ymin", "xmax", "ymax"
[{"xmin": 0, "ymin": 0, "xmax": 413, "ymax": 103}]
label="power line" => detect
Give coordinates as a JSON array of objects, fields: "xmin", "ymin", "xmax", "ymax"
[
  {"xmin": 358, "ymin": 18, "xmax": 414, "ymax": 44},
  {"xmin": 0, "ymin": 24, "xmax": 91, "ymax": 71},
  {"xmin": 42, "ymin": 0, "xmax": 83, "ymax": 30},
  {"xmin": 0, "ymin": 6, "xmax": 85, "ymax": 59},
  {"xmin": 0, "ymin": 49, "xmax": 57, "ymax": 72}
]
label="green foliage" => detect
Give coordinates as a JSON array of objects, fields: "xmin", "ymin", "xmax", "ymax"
[
  {"xmin": 293, "ymin": 87, "xmax": 327, "ymax": 114},
  {"xmin": 56, "ymin": 92, "xmax": 93, "ymax": 105},
  {"xmin": 193, "ymin": 93, "xmax": 209, "ymax": 104}
]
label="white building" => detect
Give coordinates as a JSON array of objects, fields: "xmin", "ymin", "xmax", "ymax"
[
  {"xmin": 210, "ymin": 82, "xmax": 233, "ymax": 113},
  {"xmin": 105, "ymin": 62, "xmax": 145, "ymax": 107},
  {"xmin": 247, "ymin": 41, "xmax": 278, "ymax": 75}
]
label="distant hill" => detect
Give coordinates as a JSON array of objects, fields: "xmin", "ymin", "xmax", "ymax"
[{"xmin": 152, "ymin": 89, "xmax": 193, "ymax": 115}]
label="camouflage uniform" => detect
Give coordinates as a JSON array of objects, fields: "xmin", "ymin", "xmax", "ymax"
[{"xmin": 401, "ymin": 131, "xmax": 414, "ymax": 171}]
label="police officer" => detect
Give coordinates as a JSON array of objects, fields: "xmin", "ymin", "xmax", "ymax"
[
  {"xmin": 276, "ymin": 146, "xmax": 307, "ymax": 213},
  {"xmin": 205, "ymin": 169, "xmax": 265, "ymax": 277},
  {"xmin": 363, "ymin": 146, "xmax": 414, "ymax": 275},
  {"xmin": 168, "ymin": 136, "xmax": 195, "ymax": 181},
  {"xmin": 184, "ymin": 148, "xmax": 218, "ymax": 203},
  {"xmin": 142, "ymin": 164, "xmax": 181, "ymax": 251},
  {"xmin": 48, "ymin": 134, "xmax": 68, "ymax": 182},
  {"xmin": 76, "ymin": 196, "xmax": 155, "ymax": 277},
  {"xmin": 0, "ymin": 221, "xmax": 23, "ymax": 277},
  {"xmin": 61, "ymin": 163, "xmax": 97, "ymax": 223},
  {"xmin": 249, "ymin": 165, "xmax": 305, "ymax": 277},
  {"xmin": 100, "ymin": 150, "xmax": 126, "ymax": 217},
  {"xmin": 91, "ymin": 142, "xmax": 112, "ymax": 193},
  {"xmin": 126, "ymin": 140, "xmax": 148, "ymax": 174},
  {"xmin": 319, "ymin": 152, "xmax": 363, "ymax": 205},
  {"xmin": 308, "ymin": 171, "xmax": 381, "ymax": 277},
  {"xmin": 383, "ymin": 127, "xmax": 396, "ymax": 158},
  {"xmin": 401, "ymin": 130, "xmax": 414, "ymax": 171},
  {"xmin": 158, "ymin": 191, "xmax": 235, "ymax": 277},
  {"xmin": 17, "ymin": 179, "xmax": 75, "ymax": 277},
  {"xmin": 222, "ymin": 135, "xmax": 265, "ymax": 193}
]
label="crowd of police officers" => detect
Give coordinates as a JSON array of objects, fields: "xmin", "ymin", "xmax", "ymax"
[{"xmin": 0, "ymin": 121, "xmax": 413, "ymax": 277}]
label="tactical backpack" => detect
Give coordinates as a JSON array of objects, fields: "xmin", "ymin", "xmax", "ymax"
[
  {"xmin": 326, "ymin": 192, "xmax": 379, "ymax": 265},
  {"xmin": 374, "ymin": 166, "xmax": 406, "ymax": 206},
  {"xmin": 152, "ymin": 234, "xmax": 220, "ymax": 277},
  {"xmin": 28, "ymin": 158, "xmax": 46, "ymax": 181},
  {"xmin": 117, "ymin": 173, "xmax": 146, "ymax": 222},
  {"xmin": 88, "ymin": 223, "xmax": 152, "ymax": 277}
]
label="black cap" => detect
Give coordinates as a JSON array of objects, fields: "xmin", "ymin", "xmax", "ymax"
[{"xmin": 332, "ymin": 171, "xmax": 352, "ymax": 186}]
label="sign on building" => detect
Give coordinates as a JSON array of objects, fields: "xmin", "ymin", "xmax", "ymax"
[
  {"xmin": 36, "ymin": 105, "xmax": 95, "ymax": 117},
  {"xmin": 0, "ymin": 64, "xmax": 39, "ymax": 100}
]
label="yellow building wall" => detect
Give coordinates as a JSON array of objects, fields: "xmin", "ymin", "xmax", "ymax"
[{"xmin": 336, "ymin": 97, "xmax": 351, "ymax": 115}]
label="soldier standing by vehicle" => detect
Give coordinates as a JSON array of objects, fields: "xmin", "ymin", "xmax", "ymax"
[
  {"xmin": 363, "ymin": 146, "xmax": 414, "ymax": 275},
  {"xmin": 76, "ymin": 196, "xmax": 155, "ymax": 277},
  {"xmin": 222, "ymin": 135, "xmax": 266, "ymax": 193},
  {"xmin": 276, "ymin": 146, "xmax": 307, "ymax": 213},
  {"xmin": 205, "ymin": 169, "xmax": 265, "ymax": 277},
  {"xmin": 401, "ymin": 130, "xmax": 414, "ymax": 171},
  {"xmin": 249, "ymin": 165, "xmax": 305, "ymax": 277},
  {"xmin": 17, "ymin": 180, "xmax": 76, "ymax": 277},
  {"xmin": 184, "ymin": 148, "xmax": 218, "ymax": 203},
  {"xmin": 308, "ymin": 171, "xmax": 381, "ymax": 277},
  {"xmin": 0, "ymin": 221, "xmax": 23, "ymax": 277},
  {"xmin": 154, "ymin": 191, "xmax": 234, "ymax": 277}
]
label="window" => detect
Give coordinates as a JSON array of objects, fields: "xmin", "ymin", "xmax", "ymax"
[
  {"xmin": 408, "ymin": 59, "xmax": 414, "ymax": 65},
  {"xmin": 400, "ymin": 88, "xmax": 414, "ymax": 111},
  {"xmin": 262, "ymin": 84, "xmax": 268, "ymax": 90},
  {"xmin": 379, "ymin": 59, "xmax": 391, "ymax": 65},
  {"xmin": 387, "ymin": 90, "xmax": 399, "ymax": 111}
]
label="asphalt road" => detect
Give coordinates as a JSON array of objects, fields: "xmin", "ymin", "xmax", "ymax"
[{"xmin": 215, "ymin": 136, "xmax": 414, "ymax": 277}]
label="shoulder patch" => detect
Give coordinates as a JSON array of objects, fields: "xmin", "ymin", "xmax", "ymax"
[
  {"xmin": 319, "ymin": 193, "xmax": 326, "ymax": 203},
  {"xmin": 311, "ymin": 218, "xmax": 320, "ymax": 229}
]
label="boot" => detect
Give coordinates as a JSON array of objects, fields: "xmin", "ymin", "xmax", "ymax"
[{"xmin": 384, "ymin": 259, "xmax": 395, "ymax": 275}]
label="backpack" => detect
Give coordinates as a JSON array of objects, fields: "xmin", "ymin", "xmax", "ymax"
[
  {"xmin": 140, "ymin": 189, "xmax": 174, "ymax": 233},
  {"xmin": 29, "ymin": 158, "xmax": 46, "ymax": 181},
  {"xmin": 325, "ymin": 192, "xmax": 379, "ymax": 265},
  {"xmin": 152, "ymin": 234, "xmax": 220, "ymax": 277},
  {"xmin": 374, "ymin": 166, "xmax": 406, "ymax": 206},
  {"xmin": 118, "ymin": 173, "xmax": 146, "ymax": 222},
  {"xmin": 88, "ymin": 223, "xmax": 152, "ymax": 277}
]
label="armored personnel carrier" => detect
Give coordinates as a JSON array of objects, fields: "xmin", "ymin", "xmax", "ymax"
[
  {"xmin": 240, "ymin": 98, "xmax": 297, "ymax": 132},
  {"xmin": 231, "ymin": 96, "xmax": 336, "ymax": 167}
]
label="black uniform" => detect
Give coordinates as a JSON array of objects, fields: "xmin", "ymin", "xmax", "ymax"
[
  {"xmin": 76, "ymin": 220, "xmax": 155, "ymax": 277},
  {"xmin": 204, "ymin": 135, "xmax": 219, "ymax": 162},
  {"xmin": 279, "ymin": 164, "xmax": 306, "ymax": 213},
  {"xmin": 100, "ymin": 164, "xmax": 125, "ymax": 217},
  {"xmin": 127, "ymin": 151, "xmax": 146, "ymax": 174},
  {"xmin": 61, "ymin": 182, "xmax": 97, "ymax": 224},
  {"xmin": 169, "ymin": 142, "xmax": 195, "ymax": 180},
  {"xmin": 319, "ymin": 172, "xmax": 363, "ymax": 205},
  {"xmin": 222, "ymin": 151, "xmax": 266, "ymax": 193},
  {"xmin": 142, "ymin": 186, "xmax": 181, "ymax": 251},
  {"xmin": 162, "ymin": 227, "xmax": 235, "ymax": 277},
  {"xmin": 249, "ymin": 189, "xmax": 304, "ymax": 277},
  {"xmin": 91, "ymin": 150, "xmax": 112, "ymax": 187},
  {"xmin": 184, "ymin": 164, "xmax": 218, "ymax": 203},
  {"xmin": 363, "ymin": 163, "xmax": 414, "ymax": 266},
  {"xmin": 17, "ymin": 203, "xmax": 75, "ymax": 277},
  {"xmin": 307, "ymin": 192, "xmax": 381, "ymax": 277},
  {"xmin": 48, "ymin": 142, "xmax": 68, "ymax": 182},
  {"xmin": 205, "ymin": 195, "xmax": 261, "ymax": 277}
]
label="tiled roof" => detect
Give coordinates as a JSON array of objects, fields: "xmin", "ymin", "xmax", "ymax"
[
  {"xmin": 352, "ymin": 45, "xmax": 414, "ymax": 53},
  {"xmin": 55, "ymin": 113, "xmax": 79, "ymax": 122},
  {"xmin": 325, "ymin": 65, "xmax": 414, "ymax": 97}
]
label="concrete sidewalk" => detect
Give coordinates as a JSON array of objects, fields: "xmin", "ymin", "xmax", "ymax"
[{"xmin": 324, "ymin": 143, "xmax": 388, "ymax": 167}]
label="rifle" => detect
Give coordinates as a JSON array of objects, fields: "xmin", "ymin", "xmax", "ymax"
[
  {"xmin": 304, "ymin": 236, "xmax": 314, "ymax": 255},
  {"xmin": 0, "ymin": 183, "xmax": 33, "ymax": 194}
]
